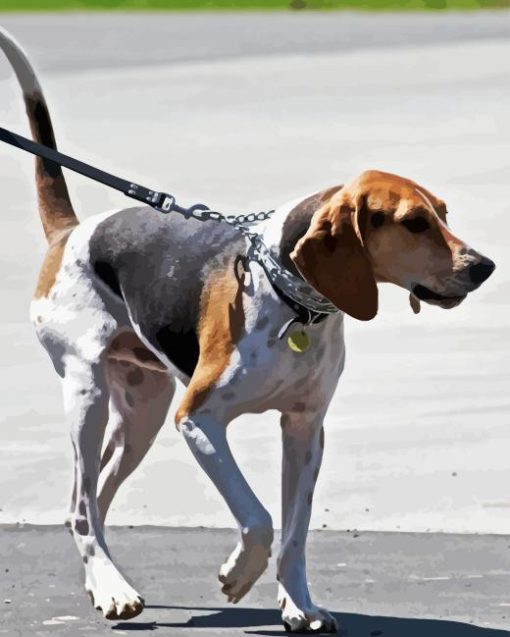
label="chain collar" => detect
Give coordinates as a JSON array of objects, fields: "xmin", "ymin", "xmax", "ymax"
[
  {"xmin": 248, "ymin": 237, "xmax": 339, "ymax": 315},
  {"xmin": 160, "ymin": 201, "xmax": 339, "ymax": 320}
]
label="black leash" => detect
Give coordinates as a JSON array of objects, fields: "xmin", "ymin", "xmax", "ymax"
[
  {"xmin": 0, "ymin": 126, "xmax": 205, "ymax": 216},
  {"xmin": 0, "ymin": 125, "xmax": 338, "ymax": 330}
]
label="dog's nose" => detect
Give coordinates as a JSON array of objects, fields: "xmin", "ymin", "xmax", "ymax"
[{"xmin": 469, "ymin": 258, "xmax": 495, "ymax": 285}]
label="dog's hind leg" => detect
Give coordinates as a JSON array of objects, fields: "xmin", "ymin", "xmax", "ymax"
[
  {"xmin": 97, "ymin": 359, "xmax": 175, "ymax": 524},
  {"xmin": 60, "ymin": 345, "xmax": 145, "ymax": 621},
  {"xmin": 34, "ymin": 284, "xmax": 146, "ymax": 620}
]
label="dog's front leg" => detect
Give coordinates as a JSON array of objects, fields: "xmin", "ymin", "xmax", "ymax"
[
  {"xmin": 178, "ymin": 413, "xmax": 273, "ymax": 603},
  {"xmin": 278, "ymin": 410, "xmax": 337, "ymax": 633}
]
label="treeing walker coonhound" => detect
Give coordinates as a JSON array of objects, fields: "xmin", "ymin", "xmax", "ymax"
[{"xmin": 1, "ymin": 28, "xmax": 495, "ymax": 634}]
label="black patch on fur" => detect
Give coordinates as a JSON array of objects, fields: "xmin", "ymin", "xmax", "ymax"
[
  {"xmin": 279, "ymin": 193, "xmax": 322, "ymax": 275},
  {"xmin": 33, "ymin": 100, "xmax": 55, "ymax": 148},
  {"xmin": 371, "ymin": 211, "xmax": 385, "ymax": 228},
  {"xmin": 88, "ymin": 206, "xmax": 246, "ymax": 379},
  {"xmin": 156, "ymin": 326, "xmax": 199, "ymax": 378},
  {"xmin": 74, "ymin": 518, "xmax": 89, "ymax": 536},
  {"xmin": 93, "ymin": 261, "xmax": 122, "ymax": 298},
  {"xmin": 27, "ymin": 96, "xmax": 60, "ymax": 179},
  {"xmin": 279, "ymin": 187, "xmax": 342, "ymax": 276}
]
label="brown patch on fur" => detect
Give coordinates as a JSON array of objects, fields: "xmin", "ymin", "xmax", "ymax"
[
  {"xmin": 291, "ymin": 187, "xmax": 378, "ymax": 321},
  {"xmin": 100, "ymin": 441, "xmax": 115, "ymax": 472},
  {"xmin": 107, "ymin": 331, "xmax": 166, "ymax": 372},
  {"xmin": 175, "ymin": 263, "xmax": 245, "ymax": 423},
  {"xmin": 291, "ymin": 170, "xmax": 476, "ymax": 320},
  {"xmin": 126, "ymin": 368, "xmax": 144, "ymax": 387},
  {"xmin": 34, "ymin": 227, "xmax": 74, "ymax": 298},
  {"xmin": 348, "ymin": 171, "xmax": 465, "ymax": 300},
  {"xmin": 24, "ymin": 93, "xmax": 78, "ymax": 243},
  {"xmin": 280, "ymin": 186, "xmax": 343, "ymax": 275}
]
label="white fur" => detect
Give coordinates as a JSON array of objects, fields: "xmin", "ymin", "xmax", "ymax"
[{"xmin": 0, "ymin": 27, "xmax": 43, "ymax": 96}]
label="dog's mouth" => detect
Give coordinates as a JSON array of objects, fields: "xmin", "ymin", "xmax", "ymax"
[{"xmin": 412, "ymin": 284, "xmax": 467, "ymax": 309}]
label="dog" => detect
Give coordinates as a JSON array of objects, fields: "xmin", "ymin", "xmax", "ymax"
[{"xmin": 1, "ymin": 28, "xmax": 495, "ymax": 633}]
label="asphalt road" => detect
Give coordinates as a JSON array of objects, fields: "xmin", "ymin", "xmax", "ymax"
[
  {"xmin": 0, "ymin": 13, "xmax": 509, "ymax": 533},
  {"xmin": 2, "ymin": 525, "xmax": 510, "ymax": 636}
]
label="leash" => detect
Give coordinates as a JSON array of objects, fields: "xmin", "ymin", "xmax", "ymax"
[
  {"xmin": 0, "ymin": 126, "xmax": 339, "ymax": 350},
  {"xmin": 0, "ymin": 126, "xmax": 272, "ymax": 231}
]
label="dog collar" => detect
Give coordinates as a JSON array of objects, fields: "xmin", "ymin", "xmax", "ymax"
[{"xmin": 248, "ymin": 236, "xmax": 339, "ymax": 336}]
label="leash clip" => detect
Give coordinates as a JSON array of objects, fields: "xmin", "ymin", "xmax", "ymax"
[{"xmin": 152, "ymin": 192, "xmax": 176, "ymax": 213}]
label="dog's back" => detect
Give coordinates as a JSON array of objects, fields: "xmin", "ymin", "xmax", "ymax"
[{"xmin": 87, "ymin": 205, "xmax": 245, "ymax": 377}]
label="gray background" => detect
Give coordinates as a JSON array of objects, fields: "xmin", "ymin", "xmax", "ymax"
[{"xmin": 0, "ymin": 12, "xmax": 509, "ymax": 533}]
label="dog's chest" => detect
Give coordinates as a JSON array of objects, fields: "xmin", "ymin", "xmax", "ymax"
[{"xmin": 208, "ymin": 281, "xmax": 346, "ymax": 419}]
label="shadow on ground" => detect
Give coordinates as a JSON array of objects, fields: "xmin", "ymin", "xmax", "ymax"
[{"xmin": 113, "ymin": 606, "xmax": 510, "ymax": 635}]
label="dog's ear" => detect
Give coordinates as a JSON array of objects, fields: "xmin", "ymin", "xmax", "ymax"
[
  {"xmin": 290, "ymin": 191, "xmax": 378, "ymax": 321},
  {"xmin": 409, "ymin": 293, "xmax": 421, "ymax": 314}
]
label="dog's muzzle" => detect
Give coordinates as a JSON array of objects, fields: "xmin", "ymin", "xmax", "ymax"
[{"xmin": 412, "ymin": 256, "xmax": 495, "ymax": 309}]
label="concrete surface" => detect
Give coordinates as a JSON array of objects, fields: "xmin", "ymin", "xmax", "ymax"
[
  {"xmin": 0, "ymin": 13, "xmax": 509, "ymax": 532},
  {"xmin": 1, "ymin": 12, "xmax": 510, "ymax": 73},
  {"xmin": 2, "ymin": 525, "xmax": 510, "ymax": 635}
]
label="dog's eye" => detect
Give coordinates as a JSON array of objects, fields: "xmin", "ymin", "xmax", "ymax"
[
  {"xmin": 402, "ymin": 216, "xmax": 429, "ymax": 233},
  {"xmin": 371, "ymin": 212, "xmax": 385, "ymax": 229}
]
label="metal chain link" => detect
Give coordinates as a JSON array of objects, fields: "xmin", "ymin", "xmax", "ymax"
[
  {"xmin": 172, "ymin": 201, "xmax": 277, "ymax": 242},
  {"xmin": 175, "ymin": 201, "xmax": 338, "ymax": 315},
  {"xmin": 156, "ymin": 195, "xmax": 339, "ymax": 316}
]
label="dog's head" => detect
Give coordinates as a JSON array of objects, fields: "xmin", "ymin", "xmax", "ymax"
[{"xmin": 290, "ymin": 170, "xmax": 495, "ymax": 320}]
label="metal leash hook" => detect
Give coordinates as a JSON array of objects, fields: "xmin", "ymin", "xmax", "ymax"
[{"xmin": 171, "ymin": 201, "xmax": 211, "ymax": 218}]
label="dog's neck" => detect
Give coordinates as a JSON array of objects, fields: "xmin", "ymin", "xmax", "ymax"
[{"xmin": 262, "ymin": 192, "xmax": 323, "ymax": 278}]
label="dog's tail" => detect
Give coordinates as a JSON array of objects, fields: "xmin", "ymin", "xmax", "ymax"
[{"xmin": 0, "ymin": 28, "xmax": 78, "ymax": 242}]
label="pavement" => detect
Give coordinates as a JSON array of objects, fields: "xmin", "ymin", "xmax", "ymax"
[
  {"xmin": 2, "ymin": 525, "xmax": 510, "ymax": 636},
  {"xmin": 0, "ymin": 14, "xmax": 509, "ymax": 534}
]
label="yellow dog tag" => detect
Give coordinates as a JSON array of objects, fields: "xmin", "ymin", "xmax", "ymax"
[{"xmin": 287, "ymin": 329, "xmax": 311, "ymax": 353}]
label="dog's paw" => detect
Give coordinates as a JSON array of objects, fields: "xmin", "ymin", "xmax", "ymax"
[
  {"xmin": 218, "ymin": 527, "xmax": 272, "ymax": 603},
  {"xmin": 280, "ymin": 597, "xmax": 337, "ymax": 633},
  {"xmin": 85, "ymin": 564, "xmax": 144, "ymax": 620}
]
